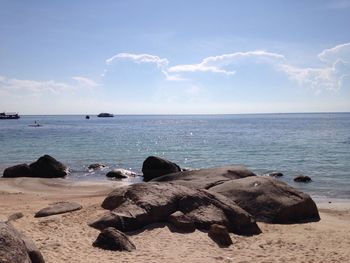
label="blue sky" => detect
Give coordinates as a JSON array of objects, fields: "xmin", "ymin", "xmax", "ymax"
[{"xmin": 0, "ymin": 0, "xmax": 349, "ymax": 114}]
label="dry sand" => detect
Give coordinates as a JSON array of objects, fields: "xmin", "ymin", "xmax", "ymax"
[{"xmin": 1, "ymin": 177, "xmax": 350, "ymax": 263}]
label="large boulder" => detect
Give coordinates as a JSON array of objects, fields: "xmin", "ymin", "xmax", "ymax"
[
  {"xmin": 3, "ymin": 164, "xmax": 32, "ymax": 178},
  {"xmin": 142, "ymin": 156, "xmax": 181, "ymax": 181},
  {"xmin": 93, "ymin": 227, "xmax": 136, "ymax": 252},
  {"xmin": 34, "ymin": 202, "xmax": 82, "ymax": 218},
  {"xmin": 209, "ymin": 176, "xmax": 320, "ymax": 224},
  {"xmin": 29, "ymin": 155, "xmax": 68, "ymax": 178},
  {"xmin": 151, "ymin": 165, "xmax": 256, "ymax": 189},
  {"xmin": 0, "ymin": 222, "xmax": 45, "ymax": 263},
  {"xmin": 89, "ymin": 182, "xmax": 260, "ymax": 236}
]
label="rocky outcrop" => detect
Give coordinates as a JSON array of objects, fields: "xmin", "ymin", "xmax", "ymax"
[
  {"xmin": 93, "ymin": 227, "xmax": 136, "ymax": 252},
  {"xmin": 142, "ymin": 156, "xmax": 181, "ymax": 181},
  {"xmin": 89, "ymin": 182, "xmax": 260, "ymax": 236},
  {"xmin": 29, "ymin": 155, "xmax": 68, "ymax": 178},
  {"xmin": 208, "ymin": 224, "xmax": 233, "ymax": 247},
  {"xmin": 3, "ymin": 164, "xmax": 32, "ymax": 178},
  {"xmin": 35, "ymin": 202, "xmax": 82, "ymax": 218},
  {"xmin": 106, "ymin": 169, "xmax": 136, "ymax": 179},
  {"xmin": 0, "ymin": 221, "xmax": 45, "ymax": 263},
  {"xmin": 209, "ymin": 176, "xmax": 320, "ymax": 224},
  {"xmin": 151, "ymin": 165, "xmax": 256, "ymax": 189},
  {"xmin": 294, "ymin": 175, "xmax": 312, "ymax": 182}
]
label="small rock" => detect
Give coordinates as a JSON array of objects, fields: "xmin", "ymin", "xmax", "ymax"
[
  {"xmin": 106, "ymin": 169, "xmax": 135, "ymax": 179},
  {"xmin": 7, "ymin": 212, "xmax": 24, "ymax": 222},
  {"xmin": 208, "ymin": 224, "xmax": 233, "ymax": 247},
  {"xmin": 265, "ymin": 172, "xmax": 283, "ymax": 177},
  {"xmin": 294, "ymin": 175, "xmax": 312, "ymax": 183},
  {"xmin": 35, "ymin": 202, "xmax": 82, "ymax": 218},
  {"xmin": 93, "ymin": 227, "xmax": 136, "ymax": 252},
  {"xmin": 88, "ymin": 163, "xmax": 106, "ymax": 170},
  {"xmin": 168, "ymin": 211, "xmax": 195, "ymax": 232}
]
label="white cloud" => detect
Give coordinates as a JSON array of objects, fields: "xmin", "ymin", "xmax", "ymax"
[
  {"xmin": 168, "ymin": 50, "xmax": 285, "ymax": 75},
  {"xmin": 105, "ymin": 44, "xmax": 349, "ymax": 91},
  {"xmin": 280, "ymin": 42, "xmax": 350, "ymax": 91},
  {"xmin": 0, "ymin": 75, "xmax": 98, "ymax": 95},
  {"xmin": 106, "ymin": 53, "xmax": 169, "ymax": 68},
  {"xmin": 72, "ymin": 76, "xmax": 99, "ymax": 88},
  {"xmin": 318, "ymin": 42, "xmax": 350, "ymax": 64}
]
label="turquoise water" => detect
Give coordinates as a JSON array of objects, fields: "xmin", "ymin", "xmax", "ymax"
[{"xmin": 0, "ymin": 113, "xmax": 349, "ymax": 199}]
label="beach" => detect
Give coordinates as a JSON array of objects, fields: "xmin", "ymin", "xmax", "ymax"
[{"xmin": 1, "ymin": 177, "xmax": 349, "ymax": 263}]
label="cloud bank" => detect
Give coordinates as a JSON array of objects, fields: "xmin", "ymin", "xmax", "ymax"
[{"xmin": 105, "ymin": 43, "xmax": 349, "ymax": 92}]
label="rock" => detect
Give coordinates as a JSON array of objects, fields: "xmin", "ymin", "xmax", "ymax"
[
  {"xmin": 35, "ymin": 202, "xmax": 82, "ymax": 218},
  {"xmin": 106, "ymin": 169, "xmax": 136, "ymax": 179},
  {"xmin": 20, "ymin": 235, "xmax": 45, "ymax": 263},
  {"xmin": 89, "ymin": 182, "xmax": 260, "ymax": 236},
  {"xmin": 167, "ymin": 211, "xmax": 195, "ymax": 232},
  {"xmin": 93, "ymin": 227, "xmax": 136, "ymax": 251},
  {"xmin": 208, "ymin": 224, "xmax": 233, "ymax": 247},
  {"xmin": 3, "ymin": 164, "xmax": 32, "ymax": 178},
  {"xmin": 88, "ymin": 163, "xmax": 106, "ymax": 170},
  {"xmin": 151, "ymin": 165, "xmax": 256, "ymax": 189},
  {"xmin": 7, "ymin": 212, "xmax": 24, "ymax": 222},
  {"xmin": 0, "ymin": 221, "xmax": 45, "ymax": 263},
  {"xmin": 294, "ymin": 175, "xmax": 312, "ymax": 182},
  {"xmin": 142, "ymin": 156, "xmax": 181, "ymax": 181},
  {"xmin": 209, "ymin": 176, "xmax": 320, "ymax": 224},
  {"xmin": 29, "ymin": 155, "xmax": 68, "ymax": 178},
  {"xmin": 265, "ymin": 172, "xmax": 283, "ymax": 177}
]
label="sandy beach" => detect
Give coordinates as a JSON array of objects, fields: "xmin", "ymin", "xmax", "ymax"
[{"xmin": 1, "ymin": 177, "xmax": 350, "ymax": 263}]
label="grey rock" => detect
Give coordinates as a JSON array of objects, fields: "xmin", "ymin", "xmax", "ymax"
[
  {"xmin": 7, "ymin": 212, "xmax": 24, "ymax": 222},
  {"xmin": 3, "ymin": 164, "xmax": 32, "ymax": 178},
  {"xmin": 0, "ymin": 221, "xmax": 45, "ymax": 263},
  {"xmin": 209, "ymin": 176, "xmax": 320, "ymax": 224},
  {"xmin": 93, "ymin": 227, "xmax": 136, "ymax": 251},
  {"xmin": 106, "ymin": 169, "xmax": 136, "ymax": 179},
  {"xmin": 142, "ymin": 156, "xmax": 181, "ymax": 181},
  {"xmin": 294, "ymin": 175, "xmax": 312, "ymax": 182},
  {"xmin": 151, "ymin": 165, "xmax": 256, "ymax": 189},
  {"xmin": 89, "ymin": 182, "xmax": 260, "ymax": 236},
  {"xmin": 35, "ymin": 202, "xmax": 82, "ymax": 218},
  {"xmin": 88, "ymin": 163, "xmax": 106, "ymax": 170},
  {"xmin": 265, "ymin": 172, "xmax": 283, "ymax": 177},
  {"xmin": 208, "ymin": 224, "xmax": 233, "ymax": 247},
  {"xmin": 167, "ymin": 211, "xmax": 195, "ymax": 232},
  {"xmin": 29, "ymin": 155, "xmax": 68, "ymax": 178}
]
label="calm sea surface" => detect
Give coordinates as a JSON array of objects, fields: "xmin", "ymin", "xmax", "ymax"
[{"xmin": 0, "ymin": 113, "xmax": 349, "ymax": 200}]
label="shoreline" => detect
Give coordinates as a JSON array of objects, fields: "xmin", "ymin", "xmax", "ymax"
[{"xmin": 1, "ymin": 177, "xmax": 350, "ymax": 262}]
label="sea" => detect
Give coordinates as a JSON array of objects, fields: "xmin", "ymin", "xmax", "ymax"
[{"xmin": 0, "ymin": 113, "xmax": 349, "ymax": 201}]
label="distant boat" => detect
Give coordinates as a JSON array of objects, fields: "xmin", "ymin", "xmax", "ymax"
[
  {"xmin": 28, "ymin": 121, "xmax": 42, "ymax": 127},
  {"xmin": 97, "ymin": 113, "xmax": 114, "ymax": 117},
  {"xmin": 85, "ymin": 115, "xmax": 90, "ymax": 119},
  {"xmin": 0, "ymin": 112, "xmax": 20, "ymax": 119}
]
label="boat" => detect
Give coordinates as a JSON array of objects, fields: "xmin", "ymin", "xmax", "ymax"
[
  {"xmin": 85, "ymin": 115, "xmax": 90, "ymax": 119},
  {"xmin": 0, "ymin": 112, "xmax": 20, "ymax": 119},
  {"xmin": 97, "ymin": 113, "xmax": 114, "ymax": 117},
  {"xmin": 28, "ymin": 121, "xmax": 42, "ymax": 127}
]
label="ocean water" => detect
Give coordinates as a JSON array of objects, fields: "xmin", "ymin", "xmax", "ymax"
[{"xmin": 0, "ymin": 113, "xmax": 349, "ymax": 200}]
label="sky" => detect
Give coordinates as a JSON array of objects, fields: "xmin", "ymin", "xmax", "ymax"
[{"xmin": 0, "ymin": 0, "xmax": 350, "ymax": 114}]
